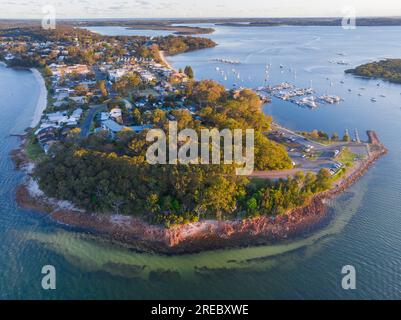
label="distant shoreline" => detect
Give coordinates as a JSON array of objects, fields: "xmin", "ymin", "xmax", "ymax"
[
  {"xmin": 65, "ymin": 17, "xmax": 401, "ymax": 29},
  {"xmin": 78, "ymin": 22, "xmax": 215, "ymax": 35}
]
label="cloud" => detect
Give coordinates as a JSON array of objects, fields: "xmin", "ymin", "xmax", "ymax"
[{"xmin": 1, "ymin": 0, "xmax": 400, "ymax": 19}]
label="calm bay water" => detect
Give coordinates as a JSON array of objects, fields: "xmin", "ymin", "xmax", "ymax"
[{"xmin": 1, "ymin": 25, "xmax": 401, "ymax": 299}]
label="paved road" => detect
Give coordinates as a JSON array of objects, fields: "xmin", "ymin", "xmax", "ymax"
[
  {"xmin": 93, "ymin": 66, "xmax": 107, "ymax": 81},
  {"xmin": 80, "ymin": 104, "xmax": 107, "ymax": 137}
]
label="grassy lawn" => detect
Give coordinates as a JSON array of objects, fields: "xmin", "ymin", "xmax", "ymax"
[
  {"xmin": 25, "ymin": 135, "xmax": 44, "ymax": 161},
  {"xmin": 332, "ymin": 167, "xmax": 347, "ymax": 181},
  {"xmin": 336, "ymin": 147, "xmax": 359, "ymax": 167}
]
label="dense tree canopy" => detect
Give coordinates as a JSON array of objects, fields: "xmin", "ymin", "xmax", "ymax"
[
  {"xmin": 34, "ymin": 143, "xmax": 332, "ymax": 226},
  {"xmin": 346, "ymin": 59, "xmax": 401, "ymax": 84},
  {"xmin": 155, "ymin": 36, "xmax": 216, "ymax": 55}
]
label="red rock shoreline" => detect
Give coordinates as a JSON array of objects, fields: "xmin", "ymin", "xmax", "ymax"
[{"xmin": 12, "ymin": 132, "xmax": 387, "ymax": 254}]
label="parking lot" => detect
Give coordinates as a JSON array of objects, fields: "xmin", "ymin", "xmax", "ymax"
[{"xmin": 256, "ymin": 123, "xmax": 370, "ymax": 179}]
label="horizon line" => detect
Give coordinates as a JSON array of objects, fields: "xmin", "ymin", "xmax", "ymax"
[{"xmin": 1, "ymin": 15, "xmax": 401, "ymax": 21}]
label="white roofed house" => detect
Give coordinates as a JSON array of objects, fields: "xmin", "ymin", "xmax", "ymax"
[
  {"xmin": 63, "ymin": 108, "xmax": 84, "ymax": 127},
  {"xmin": 69, "ymin": 108, "xmax": 83, "ymax": 123},
  {"xmin": 101, "ymin": 119, "xmax": 124, "ymax": 138},
  {"xmin": 139, "ymin": 71, "xmax": 156, "ymax": 82},
  {"xmin": 46, "ymin": 111, "xmax": 69, "ymax": 125},
  {"xmin": 43, "ymin": 108, "xmax": 83, "ymax": 128},
  {"xmin": 108, "ymin": 69, "xmax": 127, "ymax": 81},
  {"xmin": 53, "ymin": 100, "xmax": 68, "ymax": 108},
  {"xmin": 69, "ymin": 96, "xmax": 88, "ymax": 105},
  {"xmin": 54, "ymin": 91, "xmax": 69, "ymax": 101}
]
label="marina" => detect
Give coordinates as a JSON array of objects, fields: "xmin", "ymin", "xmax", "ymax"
[{"xmin": 255, "ymin": 81, "xmax": 342, "ymax": 109}]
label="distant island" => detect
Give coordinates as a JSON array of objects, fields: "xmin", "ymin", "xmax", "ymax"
[
  {"xmin": 68, "ymin": 20, "xmax": 214, "ymax": 35},
  {"xmin": 214, "ymin": 17, "xmax": 401, "ymax": 27},
  {"xmin": 346, "ymin": 59, "xmax": 401, "ymax": 84},
  {"xmin": 65, "ymin": 17, "xmax": 401, "ymax": 29}
]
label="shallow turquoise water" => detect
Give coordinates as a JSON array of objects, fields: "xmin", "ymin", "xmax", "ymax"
[{"xmin": 1, "ymin": 25, "xmax": 401, "ymax": 299}]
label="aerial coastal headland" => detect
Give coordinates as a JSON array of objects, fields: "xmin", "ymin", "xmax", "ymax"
[
  {"xmin": 13, "ymin": 129, "xmax": 386, "ymax": 253},
  {"xmin": 1, "ymin": 23, "xmax": 387, "ymax": 253}
]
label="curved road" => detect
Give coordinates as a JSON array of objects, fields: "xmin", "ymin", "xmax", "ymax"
[{"xmin": 80, "ymin": 104, "xmax": 107, "ymax": 137}]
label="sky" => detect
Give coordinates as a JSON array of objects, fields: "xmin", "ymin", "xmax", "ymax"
[{"xmin": 1, "ymin": 0, "xmax": 401, "ymax": 19}]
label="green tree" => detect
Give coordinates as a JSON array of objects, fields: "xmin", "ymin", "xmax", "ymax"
[
  {"xmin": 246, "ymin": 197, "xmax": 258, "ymax": 214},
  {"xmin": 43, "ymin": 65, "xmax": 53, "ymax": 77},
  {"xmin": 132, "ymin": 108, "xmax": 142, "ymax": 125},
  {"xmin": 311, "ymin": 129, "xmax": 320, "ymax": 139},
  {"xmin": 192, "ymin": 80, "xmax": 226, "ymax": 106},
  {"xmin": 315, "ymin": 168, "xmax": 332, "ymax": 191},
  {"xmin": 97, "ymin": 80, "xmax": 108, "ymax": 98},
  {"xmin": 184, "ymin": 66, "xmax": 194, "ymax": 79}
]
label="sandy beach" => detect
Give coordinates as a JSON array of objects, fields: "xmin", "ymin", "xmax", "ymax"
[
  {"xmin": 29, "ymin": 68, "xmax": 47, "ymax": 128},
  {"xmin": 159, "ymin": 50, "xmax": 177, "ymax": 71}
]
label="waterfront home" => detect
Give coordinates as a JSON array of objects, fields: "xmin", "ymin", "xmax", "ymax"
[
  {"xmin": 46, "ymin": 111, "xmax": 69, "ymax": 125},
  {"xmin": 35, "ymin": 127, "xmax": 59, "ymax": 154}
]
